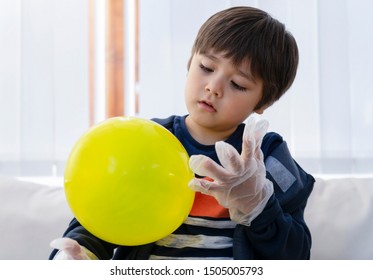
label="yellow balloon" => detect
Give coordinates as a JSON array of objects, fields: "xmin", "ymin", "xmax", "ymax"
[{"xmin": 64, "ymin": 117, "xmax": 195, "ymax": 245}]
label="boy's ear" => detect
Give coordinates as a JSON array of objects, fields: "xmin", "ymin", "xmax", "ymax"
[{"xmin": 254, "ymin": 104, "xmax": 270, "ymax": 114}]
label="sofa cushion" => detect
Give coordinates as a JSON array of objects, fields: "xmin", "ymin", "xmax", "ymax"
[
  {"xmin": 305, "ymin": 177, "xmax": 373, "ymax": 259},
  {"xmin": 0, "ymin": 176, "xmax": 73, "ymax": 260}
]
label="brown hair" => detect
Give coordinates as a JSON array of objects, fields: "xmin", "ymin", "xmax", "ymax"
[{"xmin": 188, "ymin": 6, "xmax": 299, "ymax": 109}]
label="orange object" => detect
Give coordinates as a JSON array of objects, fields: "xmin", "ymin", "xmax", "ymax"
[
  {"xmin": 189, "ymin": 177, "xmax": 230, "ymax": 218},
  {"xmin": 204, "ymin": 176, "xmax": 214, "ymax": 182}
]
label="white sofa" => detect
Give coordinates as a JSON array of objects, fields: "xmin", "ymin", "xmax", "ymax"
[{"xmin": 1, "ymin": 175, "xmax": 372, "ymax": 260}]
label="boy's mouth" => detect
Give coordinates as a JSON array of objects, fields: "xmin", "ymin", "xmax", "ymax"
[{"xmin": 198, "ymin": 100, "xmax": 216, "ymax": 112}]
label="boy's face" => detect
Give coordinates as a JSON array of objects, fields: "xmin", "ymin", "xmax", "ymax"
[{"xmin": 184, "ymin": 51, "xmax": 265, "ymax": 142}]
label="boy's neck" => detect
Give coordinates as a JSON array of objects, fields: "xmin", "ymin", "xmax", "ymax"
[{"xmin": 185, "ymin": 116, "xmax": 236, "ymax": 145}]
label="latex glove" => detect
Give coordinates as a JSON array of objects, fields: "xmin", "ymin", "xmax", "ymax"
[
  {"xmin": 50, "ymin": 237, "xmax": 97, "ymax": 260},
  {"xmin": 189, "ymin": 117, "xmax": 274, "ymax": 226}
]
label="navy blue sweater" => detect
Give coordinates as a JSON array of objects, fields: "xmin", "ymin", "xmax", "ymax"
[{"xmin": 49, "ymin": 115, "xmax": 314, "ymax": 260}]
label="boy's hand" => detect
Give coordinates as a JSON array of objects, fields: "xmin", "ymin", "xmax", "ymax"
[
  {"xmin": 50, "ymin": 237, "xmax": 97, "ymax": 260},
  {"xmin": 188, "ymin": 116, "xmax": 274, "ymax": 226}
]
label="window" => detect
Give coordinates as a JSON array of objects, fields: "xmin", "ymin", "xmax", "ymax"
[{"xmin": 0, "ymin": 0, "xmax": 138, "ymax": 177}]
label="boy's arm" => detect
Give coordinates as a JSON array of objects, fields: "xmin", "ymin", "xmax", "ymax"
[
  {"xmin": 234, "ymin": 191, "xmax": 312, "ymax": 259},
  {"xmin": 49, "ymin": 218, "xmax": 117, "ymax": 260},
  {"xmin": 234, "ymin": 135, "xmax": 314, "ymax": 259}
]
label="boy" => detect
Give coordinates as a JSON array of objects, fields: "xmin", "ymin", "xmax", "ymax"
[{"xmin": 50, "ymin": 6, "xmax": 314, "ymax": 260}]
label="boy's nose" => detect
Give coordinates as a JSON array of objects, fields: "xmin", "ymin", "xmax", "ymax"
[{"xmin": 205, "ymin": 79, "xmax": 223, "ymax": 97}]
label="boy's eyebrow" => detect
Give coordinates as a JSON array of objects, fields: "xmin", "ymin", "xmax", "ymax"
[
  {"xmin": 204, "ymin": 53, "xmax": 256, "ymax": 83},
  {"xmin": 204, "ymin": 53, "xmax": 219, "ymax": 63},
  {"xmin": 237, "ymin": 68, "xmax": 256, "ymax": 83}
]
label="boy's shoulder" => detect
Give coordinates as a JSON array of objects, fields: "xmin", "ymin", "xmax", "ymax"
[
  {"xmin": 262, "ymin": 132, "xmax": 284, "ymax": 157},
  {"xmin": 262, "ymin": 132, "xmax": 314, "ymax": 211},
  {"xmin": 151, "ymin": 115, "xmax": 178, "ymax": 131}
]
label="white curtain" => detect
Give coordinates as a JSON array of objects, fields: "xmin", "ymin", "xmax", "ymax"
[
  {"xmin": 0, "ymin": 0, "xmax": 89, "ymax": 176},
  {"xmin": 1, "ymin": 0, "xmax": 372, "ymax": 177}
]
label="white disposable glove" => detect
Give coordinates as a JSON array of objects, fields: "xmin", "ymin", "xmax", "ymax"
[
  {"xmin": 50, "ymin": 237, "xmax": 98, "ymax": 260},
  {"xmin": 189, "ymin": 116, "xmax": 274, "ymax": 226}
]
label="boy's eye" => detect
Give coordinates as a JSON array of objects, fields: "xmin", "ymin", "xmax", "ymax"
[
  {"xmin": 199, "ymin": 63, "xmax": 213, "ymax": 73},
  {"xmin": 231, "ymin": 81, "xmax": 246, "ymax": 92}
]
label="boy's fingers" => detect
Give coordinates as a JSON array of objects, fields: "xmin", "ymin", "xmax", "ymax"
[
  {"xmin": 215, "ymin": 141, "xmax": 243, "ymax": 174},
  {"xmin": 241, "ymin": 116, "xmax": 256, "ymax": 162},
  {"xmin": 189, "ymin": 154, "xmax": 231, "ymax": 180}
]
